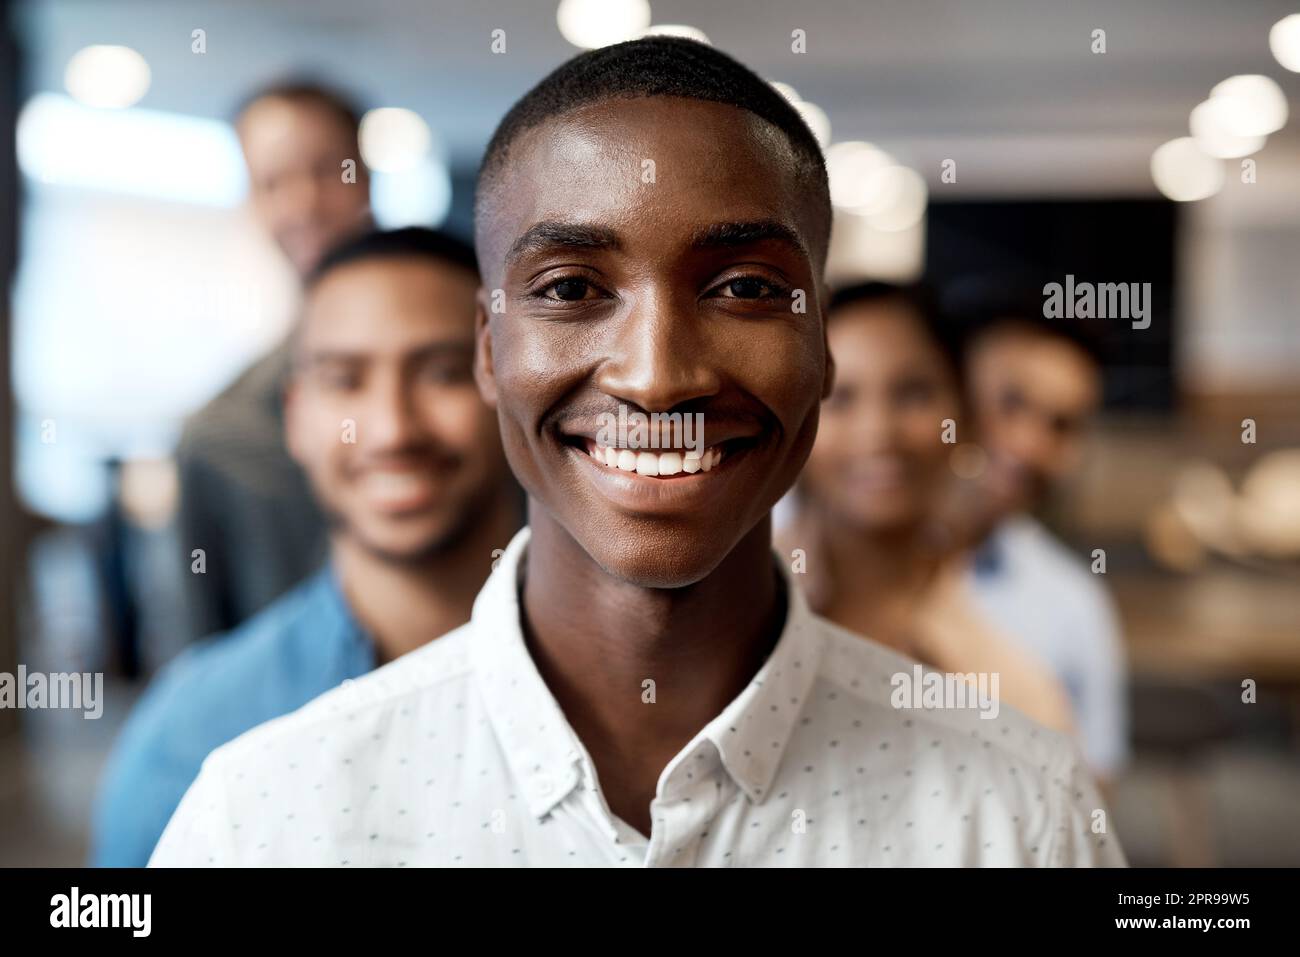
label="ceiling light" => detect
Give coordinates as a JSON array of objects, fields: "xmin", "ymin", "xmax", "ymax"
[
  {"xmin": 1150, "ymin": 137, "xmax": 1223, "ymax": 202},
  {"xmin": 64, "ymin": 45, "xmax": 150, "ymax": 109},
  {"xmin": 1269, "ymin": 14, "xmax": 1300, "ymax": 71},
  {"xmin": 557, "ymin": 0, "xmax": 651, "ymax": 49},
  {"xmin": 359, "ymin": 107, "xmax": 432, "ymax": 174}
]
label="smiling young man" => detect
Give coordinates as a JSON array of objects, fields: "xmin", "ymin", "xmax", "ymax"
[
  {"xmin": 95, "ymin": 227, "xmax": 518, "ymax": 866},
  {"xmin": 151, "ymin": 38, "xmax": 1124, "ymax": 867}
]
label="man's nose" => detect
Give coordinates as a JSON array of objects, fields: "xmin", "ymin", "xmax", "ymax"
[
  {"xmin": 833, "ymin": 397, "xmax": 895, "ymax": 453},
  {"xmin": 1004, "ymin": 413, "xmax": 1058, "ymax": 470},
  {"xmin": 282, "ymin": 171, "xmax": 326, "ymax": 220},
  {"xmin": 594, "ymin": 288, "xmax": 721, "ymax": 412},
  {"xmin": 359, "ymin": 376, "xmax": 423, "ymax": 451}
]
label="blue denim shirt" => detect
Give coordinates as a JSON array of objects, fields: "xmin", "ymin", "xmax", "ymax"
[{"xmin": 91, "ymin": 566, "xmax": 374, "ymax": 866}]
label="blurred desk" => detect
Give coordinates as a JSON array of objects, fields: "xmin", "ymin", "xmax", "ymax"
[{"xmin": 1115, "ymin": 567, "xmax": 1300, "ymax": 682}]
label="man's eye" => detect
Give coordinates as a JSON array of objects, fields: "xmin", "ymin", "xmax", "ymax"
[
  {"xmin": 317, "ymin": 373, "xmax": 359, "ymax": 390},
  {"xmin": 421, "ymin": 362, "xmax": 472, "ymax": 384},
  {"xmin": 1051, "ymin": 415, "xmax": 1081, "ymax": 438},
  {"xmin": 896, "ymin": 380, "xmax": 936, "ymax": 406},
  {"xmin": 718, "ymin": 277, "xmax": 780, "ymax": 299},
  {"xmin": 310, "ymin": 364, "xmax": 361, "ymax": 390},
  {"xmin": 825, "ymin": 387, "xmax": 855, "ymax": 411},
  {"xmin": 543, "ymin": 278, "xmax": 593, "ymax": 301}
]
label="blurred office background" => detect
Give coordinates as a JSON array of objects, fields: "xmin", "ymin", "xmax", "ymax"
[{"xmin": 2, "ymin": 0, "xmax": 1299, "ymax": 866}]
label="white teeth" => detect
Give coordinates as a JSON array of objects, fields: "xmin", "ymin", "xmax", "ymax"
[
  {"xmin": 363, "ymin": 472, "xmax": 428, "ymax": 496},
  {"xmin": 588, "ymin": 444, "xmax": 723, "ymax": 476}
]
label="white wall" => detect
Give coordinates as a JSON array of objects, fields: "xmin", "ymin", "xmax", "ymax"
[{"xmin": 12, "ymin": 186, "xmax": 299, "ymax": 518}]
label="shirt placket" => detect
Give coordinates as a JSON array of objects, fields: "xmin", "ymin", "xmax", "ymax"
[
  {"xmin": 565, "ymin": 767, "xmax": 646, "ymax": 866},
  {"xmin": 644, "ymin": 746, "xmax": 726, "ymax": 867}
]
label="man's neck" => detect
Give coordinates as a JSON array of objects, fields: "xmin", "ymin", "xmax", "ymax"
[
  {"xmin": 520, "ymin": 509, "xmax": 786, "ymax": 834},
  {"xmin": 332, "ymin": 492, "xmax": 519, "ymax": 665}
]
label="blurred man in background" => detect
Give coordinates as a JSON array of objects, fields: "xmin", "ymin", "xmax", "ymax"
[
  {"xmin": 174, "ymin": 81, "xmax": 374, "ymax": 642},
  {"xmin": 952, "ymin": 306, "xmax": 1129, "ymax": 778},
  {"xmin": 92, "ymin": 228, "xmax": 520, "ymax": 866}
]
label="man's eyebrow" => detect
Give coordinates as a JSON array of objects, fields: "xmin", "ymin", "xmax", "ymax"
[
  {"xmin": 301, "ymin": 341, "xmax": 475, "ymax": 365},
  {"xmin": 505, "ymin": 221, "xmax": 621, "ymax": 264},
  {"xmin": 406, "ymin": 341, "xmax": 476, "ymax": 362},
  {"xmin": 299, "ymin": 349, "xmax": 362, "ymax": 366},
  {"xmin": 690, "ymin": 220, "xmax": 808, "ymax": 258}
]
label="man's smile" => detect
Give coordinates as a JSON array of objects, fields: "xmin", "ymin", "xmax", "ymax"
[
  {"xmin": 556, "ymin": 429, "xmax": 764, "ymax": 514},
  {"xmin": 585, "ymin": 438, "xmax": 722, "ymax": 476},
  {"xmin": 343, "ymin": 456, "xmax": 461, "ymax": 516}
]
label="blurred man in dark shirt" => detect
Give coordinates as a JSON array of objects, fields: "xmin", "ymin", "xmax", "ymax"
[{"xmin": 175, "ymin": 81, "xmax": 373, "ymax": 639}]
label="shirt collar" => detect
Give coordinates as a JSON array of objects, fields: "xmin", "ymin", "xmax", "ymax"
[
  {"xmin": 701, "ymin": 553, "xmax": 823, "ymax": 804},
  {"xmin": 971, "ymin": 527, "xmax": 1007, "ymax": 577},
  {"xmin": 975, "ymin": 513, "xmax": 1048, "ymax": 579},
  {"xmin": 467, "ymin": 527, "xmax": 826, "ymax": 819},
  {"xmin": 467, "ymin": 528, "xmax": 587, "ymax": 819}
]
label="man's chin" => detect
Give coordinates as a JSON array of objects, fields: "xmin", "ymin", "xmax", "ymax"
[
  {"xmin": 284, "ymin": 244, "xmax": 323, "ymax": 278},
  {"xmin": 344, "ymin": 522, "xmax": 460, "ymax": 566},
  {"xmin": 979, "ymin": 468, "xmax": 1033, "ymax": 517},
  {"xmin": 565, "ymin": 520, "xmax": 743, "ymax": 590}
]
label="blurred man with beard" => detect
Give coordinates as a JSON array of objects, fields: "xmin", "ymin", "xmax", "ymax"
[
  {"xmin": 93, "ymin": 228, "xmax": 519, "ymax": 865},
  {"xmin": 174, "ymin": 81, "xmax": 375, "ymax": 641}
]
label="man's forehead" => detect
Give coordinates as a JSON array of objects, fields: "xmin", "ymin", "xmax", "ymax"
[
  {"xmin": 521, "ymin": 97, "xmax": 789, "ymax": 163},
  {"xmin": 239, "ymin": 99, "xmax": 311, "ymax": 144},
  {"xmin": 479, "ymin": 98, "xmax": 815, "ymax": 271},
  {"xmin": 238, "ymin": 98, "xmax": 353, "ymax": 161},
  {"xmin": 304, "ymin": 262, "xmax": 473, "ymax": 324},
  {"xmin": 976, "ymin": 339, "xmax": 1098, "ymax": 408},
  {"xmin": 297, "ymin": 306, "xmax": 475, "ymax": 357}
]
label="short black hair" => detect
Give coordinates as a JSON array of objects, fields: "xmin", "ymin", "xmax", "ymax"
[
  {"xmin": 828, "ymin": 281, "xmax": 962, "ymax": 380},
  {"xmin": 307, "ymin": 226, "xmax": 479, "ymax": 289},
  {"xmin": 942, "ymin": 278, "xmax": 1106, "ymax": 369},
  {"xmin": 476, "ymin": 36, "xmax": 830, "ymax": 257},
  {"xmin": 235, "ymin": 78, "xmax": 364, "ymax": 148}
]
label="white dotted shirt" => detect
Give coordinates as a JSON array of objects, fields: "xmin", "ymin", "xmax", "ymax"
[{"xmin": 150, "ymin": 527, "xmax": 1126, "ymax": 868}]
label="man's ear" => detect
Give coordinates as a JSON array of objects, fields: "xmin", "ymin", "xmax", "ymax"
[{"xmin": 473, "ymin": 286, "xmax": 499, "ymax": 409}]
